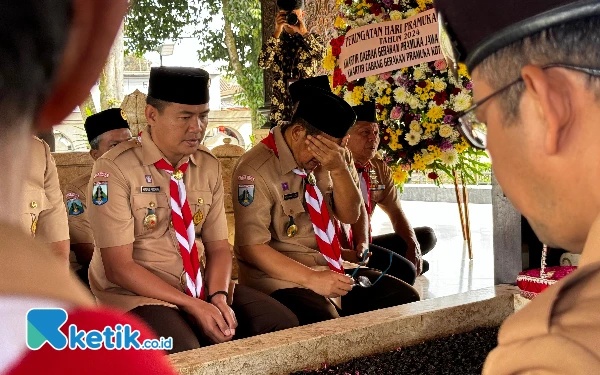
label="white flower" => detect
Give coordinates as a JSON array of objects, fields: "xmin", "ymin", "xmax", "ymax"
[
  {"xmin": 453, "ymin": 91, "xmax": 472, "ymax": 112},
  {"xmin": 390, "ymin": 10, "xmax": 402, "ymax": 21},
  {"xmin": 404, "ymin": 9, "xmax": 418, "ymax": 18},
  {"xmin": 441, "ymin": 149, "xmax": 459, "ymax": 167},
  {"xmin": 356, "ymin": 18, "xmax": 367, "ymax": 26},
  {"xmin": 394, "ymin": 87, "xmax": 409, "ymax": 103},
  {"xmin": 439, "ymin": 124, "xmax": 453, "ymax": 138},
  {"xmin": 408, "ymin": 95, "xmax": 422, "ymax": 109},
  {"xmin": 410, "ymin": 121, "xmax": 423, "ymax": 134},
  {"xmin": 405, "ymin": 131, "xmax": 421, "ymax": 146},
  {"xmin": 344, "ymin": 91, "xmax": 357, "ymax": 106},
  {"xmin": 413, "ymin": 68, "xmax": 425, "ymax": 80},
  {"xmin": 433, "ymin": 77, "xmax": 447, "ymax": 93}
]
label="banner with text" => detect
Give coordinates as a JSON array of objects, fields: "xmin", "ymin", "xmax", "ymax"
[{"xmin": 339, "ymin": 8, "xmax": 442, "ymax": 81}]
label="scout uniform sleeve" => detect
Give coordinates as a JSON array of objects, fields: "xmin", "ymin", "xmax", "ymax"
[
  {"xmin": 303, "ymin": 33, "xmax": 326, "ymax": 60},
  {"xmin": 87, "ymin": 158, "xmax": 134, "ymax": 249},
  {"xmin": 199, "ymin": 162, "xmax": 229, "ymax": 243},
  {"xmin": 35, "ymin": 140, "xmax": 69, "ymax": 244},
  {"xmin": 258, "ymin": 36, "xmax": 282, "ymax": 69},
  {"xmin": 376, "ymin": 161, "xmax": 402, "ymax": 212},
  {"xmin": 232, "ymin": 163, "xmax": 273, "ymax": 247},
  {"xmin": 64, "ymin": 181, "xmax": 94, "ymax": 245}
]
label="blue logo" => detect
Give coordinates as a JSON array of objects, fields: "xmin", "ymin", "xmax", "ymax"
[
  {"xmin": 26, "ymin": 308, "xmax": 172, "ymax": 351},
  {"xmin": 27, "ymin": 308, "xmax": 68, "ymax": 350}
]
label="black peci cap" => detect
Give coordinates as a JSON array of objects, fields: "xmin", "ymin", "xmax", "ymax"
[
  {"xmin": 148, "ymin": 66, "xmax": 211, "ymax": 105},
  {"xmin": 289, "ymin": 75, "xmax": 332, "ymax": 104},
  {"xmin": 292, "ymin": 86, "xmax": 356, "ymax": 139},
  {"xmin": 84, "ymin": 108, "xmax": 130, "ymax": 143},
  {"xmin": 434, "ymin": 0, "xmax": 600, "ymax": 71},
  {"xmin": 277, "ymin": 0, "xmax": 303, "ymax": 10},
  {"xmin": 352, "ymin": 101, "xmax": 377, "ymax": 123}
]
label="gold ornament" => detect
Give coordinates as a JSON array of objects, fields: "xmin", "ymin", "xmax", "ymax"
[
  {"xmin": 307, "ymin": 173, "xmax": 316, "ymax": 186},
  {"xmin": 173, "ymin": 170, "xmax": 183, "ymax": 180},
  {"xmin": 193, "ymin": 210, "xmax": 204, "ymax": 226},
  {"xmin": 144, "ymin": 208, "xmax": 157, "ymax": 230},
  {"xmin": 30, "ymin": 201, "xmax": 38, "ymax": 209}
]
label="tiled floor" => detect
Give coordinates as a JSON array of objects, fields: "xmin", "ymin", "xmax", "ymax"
[{"xmin": 371, "ymin": 201, "xmax": 495, "ymax": 300}]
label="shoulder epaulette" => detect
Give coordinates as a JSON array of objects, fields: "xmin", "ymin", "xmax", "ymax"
[{"xmin": 101, "ymin": 139, "xmax": 140, "ymax": 161}]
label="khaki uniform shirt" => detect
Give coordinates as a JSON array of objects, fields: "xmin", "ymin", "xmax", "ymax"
[
  {"xmin": 87, "ymin": 128, "xmax": 228, "ymax": 311},
  {"xmin": 483, "ymin": 222, "xmax": 600, "ymax": 374},
  {"xmin": 0, "ymin": 223, "xmax": 93, "ymax": 306},
  {"xmin": 22, "ymin": 137, "xmax": 69, "ymax": 243},
  {"xmin": 232, "ymin": 126, "xmax": 359, "ymax": 294},
  {"xmin": 64, "ymin": 173, "xmax": 94, "ymax": 271},
  {"xmin": 366, "ymin": 156, "xmax": 401, "ymax": 219}
]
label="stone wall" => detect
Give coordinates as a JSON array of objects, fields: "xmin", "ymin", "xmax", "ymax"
[{"xmin": 52, "ymin": 141, "xmax": 246, "ymax": 279}]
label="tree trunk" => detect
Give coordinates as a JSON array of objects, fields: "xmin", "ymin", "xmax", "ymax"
[
  {"xmin": 78, "ymin": 94, "xmax": 97, "ymax": 122},
  {"xmin": 222, "ymin": 0, "xmax": 245, "ymax": 80},
  {"xmin": 100, "ymin": 22, "xmax": 125, "ymax": 110}
]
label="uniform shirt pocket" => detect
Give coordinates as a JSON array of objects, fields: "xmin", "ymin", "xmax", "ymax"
[
  {"xmin": 187, "ymin": 190, "xmax": 213, "ymax": 232},
  {"xmin": 131, "ymin": 192, "xmax": 170, "ymax": 239},
  {"xmin": 22, "ymin": 190, "xmax": 52, "ymax": 236}
]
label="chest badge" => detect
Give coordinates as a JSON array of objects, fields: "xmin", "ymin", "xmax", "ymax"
[
  {"xmin": 286, "ymin": 215, "xmax": 298, "ymax": 238},
  {"xmin": 173, "ymin": 170, "xmax": 183, "ymax": 180},
  {"xmin": 193, "ymin": 210, "xmax": 204, "ymax": 226},
  {"xmin": 144, "ymin": 205, "xmax": 157, "ymax": 230}
]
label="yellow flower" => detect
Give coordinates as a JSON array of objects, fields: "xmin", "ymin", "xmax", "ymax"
[
  {"xmin": 417, "ymin": 0, "xmax": 427, "ymax": 10},
  {"xmin": 415, "ymin": 87, "xmax": 423, "ymax": 94},
  {"xmin": 376, "ymin": 95, "xmax": 391, "ymax": 105},
  {"xmin": 420, "ymin": 93, "xmax": 429, "ymax": 101},
  {"xmin": 392, "ymin": 167, "xmax": 409, "ymax": 185},
  {"xmin": 423, "ymin": 80, "xmax": 434, "ymax": 92},
  {"xmin": 422, "ymin": 153, "xmax": 435, "ymax": 165},
  {"xmin": 401, "ymin": 67, "xmax": 409, "ymax": 74},
  {"xmin": 427, "ymin": 106, "xmax": 444, "ymax": 121},
  {"xmin": 433, "ymin": 77, "xmax": 447, "ymax": 92},
  {"xmin": 357, "ymin": 9, "xmax": 364, "ymax": 16},
  {"xmin": 323, "ymin": 47, "xmax": 336, "ymax": 71},
  {"xmin": 350, "ymin": 86, "xmax": 365, "ymax": 106},
  {"xmin": 439, "ymin": 124, "xmax": 453, "ymax": 138},
  {"xmin": 333, "ymin": 85, "xmax": 343, "ymax": 95},
  {"xmin": 429, "ymin": 92, "xmax": 436, "ymax": 99},
  {"xmin": 455, "ymin": 139, "xmax": 469, "ymax": 153},
  {"xmin": 458, "ymin": 63, "xmax": 471, "ymax": 79},
  {"xmin": 334, "ymin": 16, "xmax": 346, "ymax": 30},
  {"xmin": 412, "ymin": 160, "xmax": 426, "ymax": 171},
  {"xmin": 377, "ymin": 108, "xmax": 388, "ymax": 120},
  {"xmin": 390, "ymin": 10, "xmax": 402, "ymax": 21},
  {"xmin": 386, "ymin": 88, "xmax": 392, "ymax": 95},
  {"xmin": 366, "ymin": 75, "xmax": 378, "ymax": 84}
]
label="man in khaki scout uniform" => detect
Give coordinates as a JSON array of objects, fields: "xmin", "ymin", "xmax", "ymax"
[
  {"xmin": 87, "ymin": 66, "xmax": 297, "ymax": 354},
  {"xmin": 233, "ymin": 84, "xmax": 420, "ymax": 326},
  {"xmin": 346, "ymin": 101, "xmax": 437, "ymax": 285},
  {"xmin": 64, "ymin": 108, "xmax": 132, "ymax": 284},
  {"xmin": 24, "ymin": 136, "xmax": 70, "ymax": 264},
  {"xmin": 0, "ymin": 0, "xmax": 177, "ymax": 372},
  {"xmin": 434, "ymin": 0, "xmax": 600, "ymax": 373}
]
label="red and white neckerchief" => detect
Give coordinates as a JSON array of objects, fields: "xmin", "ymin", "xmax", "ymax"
[
  {"xmin": 154, "ymin": 159, "xmax": 205, "ymax": 299},
  {"xmin": 355, "ymin": 163, "xmax": 373, "ymax": 217},
  {"xmin": 262, "ymin": 129, "xmax": 344, "ymax": 274}
]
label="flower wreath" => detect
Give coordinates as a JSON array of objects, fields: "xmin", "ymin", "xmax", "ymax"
[{"xmin": 324, "ymin": 0, "xmax": 489, "ymax": 186}]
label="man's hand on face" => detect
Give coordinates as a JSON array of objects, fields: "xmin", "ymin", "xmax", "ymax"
[{"xmin": 306, "ymin": 134, "xmax": 349, "ymax": 173}]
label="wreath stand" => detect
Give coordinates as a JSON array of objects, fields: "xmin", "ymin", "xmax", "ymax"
[{"xmin": 453, "ymin": 170, "xmax": 473, "ymax": 259}]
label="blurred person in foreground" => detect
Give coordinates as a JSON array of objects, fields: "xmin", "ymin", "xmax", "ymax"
[
  {"xmin": 434, "ymin": 0, "xmax": 600, "ymax": 373},
  {"xmin": 0, "ymin": 0, "xmax": 177, "ymax": 373}
]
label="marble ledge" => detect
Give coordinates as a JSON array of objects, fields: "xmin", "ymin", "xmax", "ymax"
[{"xmin": 170, "ymin": 285, "xmax": 522, "ymax": 375}]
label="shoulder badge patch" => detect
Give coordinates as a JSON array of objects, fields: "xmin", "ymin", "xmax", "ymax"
[
  {"xmin": 67, "ymin": 198, "xmax": 84, "ymax": 216},
  {"xmin": 238, "ymin": 184, "xmax": 255, "ymax": 207},
  {"xmin": 92, "ymin": 181, "xmax": 108, "ymax": 206}
]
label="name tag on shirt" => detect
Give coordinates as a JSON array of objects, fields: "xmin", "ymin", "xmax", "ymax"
[
  {"xmin": 370, "ymin": 185, "xmax": 385, "ymax": 191},
  {"xmin": 141, "ymin": 186, "xmax": 161, "ymax": 193},
  {"xmin": 284, "ymin": 192, "xmax": 299, "ymax": 200}
]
